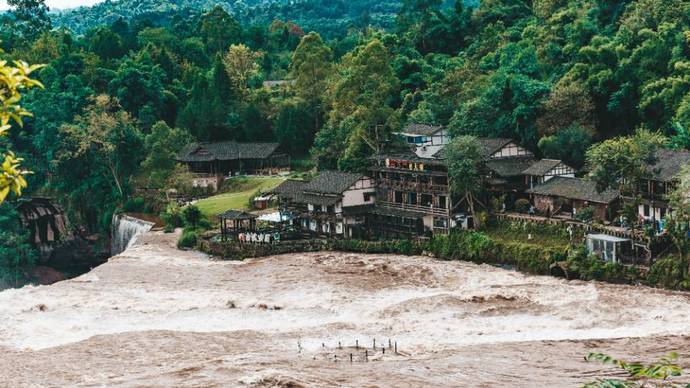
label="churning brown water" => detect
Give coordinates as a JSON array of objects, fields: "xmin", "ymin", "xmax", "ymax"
[{"xmin": 2, "ymin": 231, "xmax": 690, "ymax": 387}]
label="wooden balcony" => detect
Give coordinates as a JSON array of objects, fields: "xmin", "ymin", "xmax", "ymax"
[
  {"xmin": 378, "ymin": 201, "xmax": 449, "ymax": 216},
  {"xmin": 378, "ymin": 180, "xmax": 449, "ymax": 195}
]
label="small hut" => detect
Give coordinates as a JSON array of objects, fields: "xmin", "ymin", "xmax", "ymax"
[{"xmin": 219, "ymin": 210, "xmax": 258, "ymax": 241}]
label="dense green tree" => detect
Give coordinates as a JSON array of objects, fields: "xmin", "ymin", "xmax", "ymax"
[
  {"xmin": 586, "ymin": 128, "xmax": 667, "ymax": 194},
  {"xmin": 273, "ymin": 99, "xmax": 315, "ymax": 156},
  {"xmin": 53, "ymin": 95, "xmax": 144, "ymax": 232},
  {"xmin": 89, "ymin": 27, "xmax": 127, "ymax": 60},
  {"xmin": 108, "ymin": 51, "xmax": 166, "ymax": 118},
  {"xmin": 290, "ymin": 32, "xmax": 333, "ymax": 132},
  {"xmin": 0, "ymin": 203, "xmax": 36, "ymax": 288},
  {"xmin": 314, "ymin": 39, "xmax": 399, "ymax": 171},
  {"xmin": 142, "ymin": 121, "xmax": 192, "ymax": 187},
  {"xmin": 223, "ymin": 43, "xmax": 261, "ymax": 99},
  {"xmin": 5, "ymin": 0, "xmax": 51, "ymax": 41},
  {"xmin": 538, "ymin": 125, "xmax": 594, "ymax": 168},
  {"xmin": 199, "ymin": 6, "xmax": 242, "ymax": 54},
  {"xmin": 444, "ymin": 135, "xmax": 483, "ymax": 228}
]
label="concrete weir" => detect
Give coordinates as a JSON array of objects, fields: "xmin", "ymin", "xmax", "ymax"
[{"xmin": 110, "ymin": 214, "xmax": 155, "ymax": 256}]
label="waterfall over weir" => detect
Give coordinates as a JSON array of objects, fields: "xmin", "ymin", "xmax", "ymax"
[{"xmin": 111, "ymin": 214, "xmax": 155, "ymax": 256}]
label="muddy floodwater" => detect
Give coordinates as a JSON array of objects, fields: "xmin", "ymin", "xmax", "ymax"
[{"xmin": 2, "ymin": 231, "xmax": 690, "ymax": 387}]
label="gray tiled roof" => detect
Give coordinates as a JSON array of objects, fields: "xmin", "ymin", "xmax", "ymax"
[
  {"xmin": 399, "ymin": 123, "xmax": 445, "ymax": 136},
  {"xmin": 271, "ymin": 180, "xmax": 308, "ymax": 201},
  {"xmin": 302, "ymin": 171, "xmax": 365, "ymax": 195},
  {"xmin": 478, "ymin": 138, "xmax": 514, "ymax": 157},
  {"xmin": 526, "ymin": 177, "xmax": 620, "ymax": 204},
  {"xmin": 177, "ymin": 141, "xmax": 281, "ymax": 163},
  {"xmin": 486, "ymin": 157, "xmax": 537, "ymax": 177},
  {"xmin": 218, "ymin": 209, "xmax": 258, "ymax": 220},
  {"xmin": 648, "ymin": 149, "xmax": 690, "ymax": 182},
  {"xmin": 300, "ymin": 193, "xmax": 340, "ymax": 206},
  {"xmin": 522, "ymin": 159, "xmax": 564, "ymax": 176}
]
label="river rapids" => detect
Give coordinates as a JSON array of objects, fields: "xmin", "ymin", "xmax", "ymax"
[{"xmin": 1, "ymin": 231, "xmax": 690, "ymax": 386}]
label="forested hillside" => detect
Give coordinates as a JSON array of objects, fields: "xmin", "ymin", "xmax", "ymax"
[
  {"xmin": 53, "ymin": 0, "xmax": 403, "ymax": 38},
  {"xmin": 0, "ymin": 0, "xmax": 689, "ymax": 285}
]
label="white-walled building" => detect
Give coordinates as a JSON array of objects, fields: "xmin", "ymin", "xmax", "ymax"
[{"xmin": 275, "ymin": 171, "xmax": 376, "ymax": 238}]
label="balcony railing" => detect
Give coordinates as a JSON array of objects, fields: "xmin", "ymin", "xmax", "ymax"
[
  {"xmin": 378, "ymin": 180, "xmax": 449, "ymax": 194},
  {"xmin": 378, "ymin": 201, "xmax": 449, "ymax": 216}
]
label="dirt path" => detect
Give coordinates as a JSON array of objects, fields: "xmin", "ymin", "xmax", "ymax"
[{"xmin": 2, "ymin": 231, "xmax": 690, "ymax": 387}]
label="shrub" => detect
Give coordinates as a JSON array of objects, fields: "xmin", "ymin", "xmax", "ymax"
[
  {"xmin": 576, "ymin": 206, "xmax": 595, "ymax": 223},
  {"xmin": 161, "ymin": 203, "xmax": 184, "ymax": 232},
  {"xmin": 182, "ymin": 205, "xmax": 202, "ymax": 227},
  {"xmin": 647, "ymin": 258, "xmax": 690, "ymax": 290},
  {"xmin": 177, "ymin": 229, "xmax": 198, "ymax": 249},
  {"xmin": 566, "ymin": 248, "xmax": 637, "ymax": 283},
  {"xmin": 122, "ymin": 197, "xmax": 146, "ymax": 213},
  {"xmin": 515, "ymin": 198, "xmax": 531, "ymax": 213}
]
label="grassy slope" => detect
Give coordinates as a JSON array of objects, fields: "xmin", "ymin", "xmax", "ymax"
[{"xmin": 195, "ymin": 177, "xmax": 285, "ymax": 217}]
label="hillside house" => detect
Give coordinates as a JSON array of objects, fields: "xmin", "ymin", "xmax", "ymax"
[
  {"xmin": 634, "ymin": 149, "xmax": 690, "ymax": 228},
  {"xmin": 395, "ymin": 123, "xmax": 450, "ymax": 159},
  {"xmin": 273, "ymin": 171, "xmax": 376, "ymax": 238},
  {"xmin": 478, "ymin": 138, "xmax": 537, "ymax": 201},
  {"xmin": 177, "ymin": 141, "xmax": 290, "ymax": 191},
  {"xmin": 526, "ymin": 177, "xmax": 620, "ymax": 221},
  {"xmin": 523, "ymin": 159, "xmax": 576, "ymax": 189}
]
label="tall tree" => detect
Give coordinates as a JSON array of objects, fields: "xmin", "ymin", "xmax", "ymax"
[
  {"xmin": 6, "ymin": 0, "xmax": 51, "ymax": 40},
  {"xmin": 290, "ymin": 32, "xmax": 333, "ymax": 131},
  {"xmin": 444, "ymin": 135, "xmax": 484, "ymax": 229},
  {"xmin": 314, "ymin": 39, "xmax": 399, "ymax": 171},
  {"xmin": 199, "ymin": 6, "xmax": 242, "ymax": 54},
  {"xmin": 222, "ymin": 43, "xmax": 261, "ymax": 99},
  {"xmin": 56, "ymin": 95, "xmax": 143, "ymax": 200},
  {"xmin": 142, "ymin": 121, "xmax": 192, "ymax": 187},
  {"xmin": 586, "ymin": 129, "xmax": 668, "ymax": 195},
  {"xmin": 665, "ymin": 165, "xmax": 690, "ymax": 264}
]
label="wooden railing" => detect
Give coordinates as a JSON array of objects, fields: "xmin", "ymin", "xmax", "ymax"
[
  {"xmin": 378, "ymin": 201, "xmax": 449, "ymax": 216},
  {"xmin": 378, "ymin": 180, "xmax": 449, "ymax": 194}
]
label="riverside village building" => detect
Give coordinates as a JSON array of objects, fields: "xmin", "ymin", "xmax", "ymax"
[{"xmin": 198, "ymin": 123, "xmax": 689, "ymax": 264}]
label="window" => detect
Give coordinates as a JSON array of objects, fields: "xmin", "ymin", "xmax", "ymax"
[
  {"xmin": 421, "ymin": 194, "xmax": 433, "ymax": 207},
  {"xmin": 438, "ymin": 196, "xmax": 447, "ymax": 209},
  {"xmin": 407, "ymin": 192, "xmax": 417, "ymax": 205},
  {"xmin": 327, "ymin": 205, "xmax": 335, "ymax": 213},
  {"xmin": 433, "ymin": 217, "xmax": 448, "ymax": 228},
  {"xmin": 364, "ymin": 192, "xmax": 374, "ymax": 202},
  {"xmin": 394, "ymin": 191, "xmax": 404, "ymax": 204},
  {"xmin": 643, "ymin": 205, "xmax": 650, "ymax": 217}
]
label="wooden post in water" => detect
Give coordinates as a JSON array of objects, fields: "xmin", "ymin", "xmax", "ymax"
[
  {"xmin": 350, "ymin": 353, "xmax": 353, "ymax": 362},
  {"xmin": 395, "ymin": 341, "xmax": 397, "ymax": 354},
  {"xmin": 356, "ymin": 339, "xmax": 359, "ymax": 349},
  {"xmin": 373, "ymin": 338, "xmax": 376, "ymax": 349}
]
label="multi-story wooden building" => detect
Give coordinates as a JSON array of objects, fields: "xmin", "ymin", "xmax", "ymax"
[
  {"xmin": 370, "ymin": 153, "xmax": 454, "ymax": 237},
  {"xmin": 272, "ymin": 171, "xmax": 376, "ymax": 238}
]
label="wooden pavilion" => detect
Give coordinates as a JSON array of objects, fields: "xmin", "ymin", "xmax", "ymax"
[{"xmin": 219, "ymin": 209, "xmax": 258, "ymax": 241}]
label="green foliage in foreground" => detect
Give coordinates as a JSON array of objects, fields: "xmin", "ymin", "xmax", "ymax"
[{"xmin": 584, "ymin": 352, "xmax": 687, "ymax": 387}]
